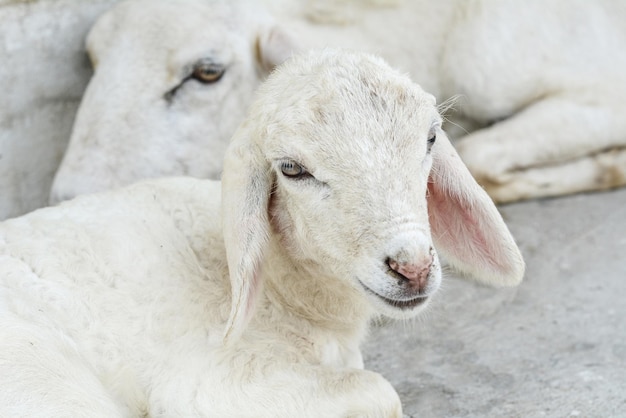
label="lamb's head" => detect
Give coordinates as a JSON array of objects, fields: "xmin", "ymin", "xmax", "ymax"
[
  {"xmin": 49, "ymin": 0, "xmax": 295, "ymax": 204},
  {"xmin": 222, "ymin": 50, "xmax": 525, "ymax": 338}
]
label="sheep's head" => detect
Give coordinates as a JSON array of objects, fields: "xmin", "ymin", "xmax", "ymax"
[
  {"xmin": 49, "ymin": 0, "xmax": 296, "ymax": 204},
  {"xmin": 222, "ymin": 50, "xmax": 525, "ymax": 340}
]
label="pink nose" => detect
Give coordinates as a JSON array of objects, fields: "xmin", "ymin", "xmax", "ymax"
[{"xmin": 387, "ymin": 254, "xmax": 433, "ymax": 292}]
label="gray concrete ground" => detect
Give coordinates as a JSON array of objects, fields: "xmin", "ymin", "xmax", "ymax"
[{"xmin": 364, "ymin": 188, "xmax": 626, "ymax": 417}]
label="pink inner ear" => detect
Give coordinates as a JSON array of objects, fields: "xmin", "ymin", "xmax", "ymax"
[
  {"xmin": 427, "ymin": 179, "xmax": 508, "ymax": 276},
  {"xmin": 224, "ymin": 256, "xmax": 264, "ymax": 343}
]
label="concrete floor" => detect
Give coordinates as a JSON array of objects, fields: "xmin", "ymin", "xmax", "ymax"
[{"xmin": 364, "ymin": 188, "xmax": 626, "ymax": 418}]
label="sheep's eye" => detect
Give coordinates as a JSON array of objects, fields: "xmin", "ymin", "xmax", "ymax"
[
  {"xmin": 191, "ymin": 60, "xmax": 225, "ymax": 83},
  {"xmin": 427, "ymin": 128, "xmax": 437, "ymax": 152},
  {"xmin": 280, "ymin": 160, "xmax": 308, "ymax": 178}
]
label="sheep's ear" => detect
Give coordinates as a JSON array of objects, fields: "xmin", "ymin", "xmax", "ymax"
[
  {"xmin": 221, "ymin": 124, "xmax": 272, "ymax": 343},
  {"xmin": 85, "ymin": 6, "xmax": 118, "ymax": 68},
  {"xmin": 427, "ymin": 132, "xmax": 525, "ymax": 286},
  {"xmin": 255, "ymin": 24, "xmax": 298, "ymax": 73}
]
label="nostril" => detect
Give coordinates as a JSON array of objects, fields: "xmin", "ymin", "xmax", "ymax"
[
  {"xmin": 386, "ymin": 255, "xmax": 433, "ymax": 292},
  {"xmin": 386, "ymin": 257, "xmax": 400, "ymax": 274}
]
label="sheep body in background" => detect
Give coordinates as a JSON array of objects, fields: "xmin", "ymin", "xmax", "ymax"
[
  {"xmin": 282, "ymin": 0, "xmax": 626, "ymax": 203},
  {"xmin": 267, "ymin": 0, "xmax": 626, "ymax": 202},
  {"xmin": 48, "ymin": 0, "xmax": 626, "ymax": 205},
  {"xmin": 0, "ymin": 50, "xmax": 524, "ymax": 417}
]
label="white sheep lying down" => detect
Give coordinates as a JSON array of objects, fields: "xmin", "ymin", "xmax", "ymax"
[
  {"xmin": 0, "ymin": 50, "xmax": 524, "ymax": 417},
  {"xmin": 50, "ymin": 0, "xmax": 626, "ymax": 205}
]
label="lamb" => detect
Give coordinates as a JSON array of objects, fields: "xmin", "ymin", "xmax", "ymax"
[
  {"xmin": 51, "ymin": 0, "xmax": 626, "ymax": 205},
  {"xmin": 0, "ymin": 49, "xmax": 524, "ymax": 417},
  {"xmin": 48, "ymin": 0, "xmax": 294, "ymax": 204}
]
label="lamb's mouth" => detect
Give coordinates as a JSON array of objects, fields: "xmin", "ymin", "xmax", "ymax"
[{"xmin": 360, "ymin": 282, "xmax": 428, "ymax": 310}]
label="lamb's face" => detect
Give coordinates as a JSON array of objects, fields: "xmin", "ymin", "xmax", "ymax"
[
  {"xmin": 262, "ymin": 52, "xmax": 443, "ymax": 319},
  {"xmin": 50, "ymin": 0, "xmax": 292, "ymax": 204},
  {"xmin": 223, "ymin": 50, "xmax": 524, "ymax": 338}
]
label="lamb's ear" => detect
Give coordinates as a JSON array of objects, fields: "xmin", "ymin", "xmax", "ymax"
[
  {"xmin": 427, "ymin": 131, "xmax": 525, "ymax": 286},
  {"xmin": 255, "ymin": 24, "xmax": 298, "ymax": 74},
  {"xmin": 221, "ymin": 124, "xmax": 272, "ymax": 343}
]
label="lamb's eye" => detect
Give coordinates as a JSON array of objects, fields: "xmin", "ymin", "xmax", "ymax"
[
  {"xmin": 191, "ymin": 60, "xmax": 225, "ymax": 83},
  {"xmin": 427, "ymin": 127, "xmax": 437, "ymax": 152},
  {"xmin": 280, "ymin": 160, "xmax": 307, "ymax": 178}
]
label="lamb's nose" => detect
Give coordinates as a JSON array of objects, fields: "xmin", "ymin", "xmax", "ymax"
[{"xmin": 387, "ymin": 253, "xmax": 433, "ymax": 292}]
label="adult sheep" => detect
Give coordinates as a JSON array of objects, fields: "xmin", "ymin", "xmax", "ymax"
[
  {"xmin": 49, "ymin": 0, "xmax": 294, "ymax": 203},
  {"xmin": 52, "ymin": 0, "xmax": 626, "ymax": 204},
  {"xmin": 0, "ymin": 50, "xmax": 524, "ymax": 417}
]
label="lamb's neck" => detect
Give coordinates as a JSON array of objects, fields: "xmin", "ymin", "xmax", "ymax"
[{"xmin": 261, "ymin": 238, "xmax": 373, "ymax": 339}]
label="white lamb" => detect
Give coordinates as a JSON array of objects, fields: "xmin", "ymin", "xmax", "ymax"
[
  {"xmin": 51, "ymin": 0, "xmax": 626, "ymax": 204},
  {"xmin": 0, "ymin": 50, "xmax": 524, "ymax": 417},
  {"xmin": 48, "ymin": 0, "xmax": 294, "ymax": 204}
]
